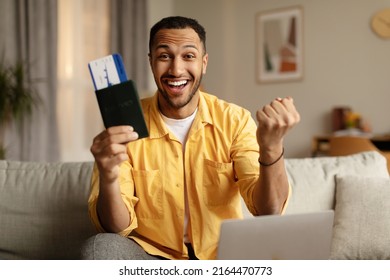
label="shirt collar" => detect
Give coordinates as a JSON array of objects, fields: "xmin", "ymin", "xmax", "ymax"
[{"xmin": 147, "ymin": 91, "xmax": 213, "ymax": 139}]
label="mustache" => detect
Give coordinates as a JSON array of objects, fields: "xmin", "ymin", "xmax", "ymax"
[
  {"xmin": 162, "ymin": 74, "xmax": 177, "ymax": 79},
  {"xmin": 162, "ymin": 74, "xmax": 191, "ymax": 80}
]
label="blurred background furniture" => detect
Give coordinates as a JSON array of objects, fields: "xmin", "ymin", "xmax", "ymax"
[
  {"xmin": 328, "ymin": 136, "xmax": 390, "ymax": 173},
  {"xmin": 332, "ymin": 106, "xmax": 351, "ymax": 132},
  {"xmin": 312, "ymin": 134, "xmax": 390, "ymax": 155}
]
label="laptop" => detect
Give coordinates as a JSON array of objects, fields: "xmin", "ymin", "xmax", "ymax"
[{"xmin": 217, "ymin": 210, "xmax": 334, "ymax": 260}]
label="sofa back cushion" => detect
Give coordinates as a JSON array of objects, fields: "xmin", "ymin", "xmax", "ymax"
[
  {"xmin": 330, "ymin": 175, "xmax": 390, "ymax": 259},
  {"xmin": 0, "ymin": 161, "xmax": 97, "ymax": 259},
  {"xmin": 284, "ymin": 151, "xmax": 389, "ymax": 214}
]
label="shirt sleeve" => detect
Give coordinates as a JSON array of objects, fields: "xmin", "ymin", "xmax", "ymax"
[
  {"xmin": 87, "ymin": 161, "xmax": 139, "ymax": 236},
  {"xmin": 230, "ymin": 108, "xmax": 291, "ymax": 215}
]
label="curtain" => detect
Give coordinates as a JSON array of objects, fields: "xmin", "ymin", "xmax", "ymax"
[
  {"xmin": 0, "ymin": 0, "xmax": 148, "ymax": 162},
  {"xmin": 110, "ymin": 0, "xmax": 149, "ymax": 93},
  {"xmin": 0, "ymin": 0, "xmax": 59, "ymax": 161}
]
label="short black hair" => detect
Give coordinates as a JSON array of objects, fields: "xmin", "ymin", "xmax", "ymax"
[{"xmin": 149, "ymin": 16, "xmax": 206, "ymax": 54}]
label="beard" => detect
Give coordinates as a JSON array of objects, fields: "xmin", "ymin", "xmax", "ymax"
[{"xmin": 157, "ymin": 73, "xmax": 203, "ymax": 110}]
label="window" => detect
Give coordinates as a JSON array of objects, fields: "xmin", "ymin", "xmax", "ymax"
[{"xmin": 57, "ymin": 0, "xmax": 110, "ymax": 161}]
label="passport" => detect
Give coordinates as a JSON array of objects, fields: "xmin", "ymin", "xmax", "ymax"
[{"xmin": 88, "ymin": 54, "xmax": 149, "ymax": 139}]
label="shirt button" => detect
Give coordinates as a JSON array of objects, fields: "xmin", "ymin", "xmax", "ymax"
[{"xmin": 176, "ymin": 184, "xmax": 180, "ymax": 188}]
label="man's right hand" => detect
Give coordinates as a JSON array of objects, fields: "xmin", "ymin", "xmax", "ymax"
[{"xmin": 90, "ymin": 126, "xmax": 139, "ymax": 185}]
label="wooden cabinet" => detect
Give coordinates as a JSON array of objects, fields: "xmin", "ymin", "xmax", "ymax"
[{"xmin": 311, "ymin": 134, "xmax": 390, "ymax": 157}]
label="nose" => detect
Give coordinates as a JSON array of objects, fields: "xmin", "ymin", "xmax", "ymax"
[{"xmin": 168, "ymin": 57, "xmax": 185, "ymax": 76}]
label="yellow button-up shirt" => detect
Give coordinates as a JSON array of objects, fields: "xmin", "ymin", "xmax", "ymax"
[{"xmin": 88, "ymin": 91, "xmax": 287, "ymax": 260}]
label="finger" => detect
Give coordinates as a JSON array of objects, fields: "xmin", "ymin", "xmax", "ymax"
[
  {"xmin": 256, "ymin": 109, "xmax": 280, "ymax": 132},
  {"xmin": 272, "ymin": 97, "xmax": 293, "ymax": 111},
  {"xmin": 261, "ymin": 97, "xmax": 289, "ymax": 117},
  {"xmin": 102, "ymin": 142, "xmax": 129, "ymax": 158},
  {"xmin": 107, "ymin": 126, "xmax": 139, "ymax": 144},
  {"xmin": 269, "ymin": 97, "xmax": 300, "ymax": 123},
  {"xmin": 92, "ymin": 126, "xmax": 132, "ymax": 144},
  {"xmin": 91, "ymin": 133, "xmax": 132, "ymax": 157},
  {"xmin": 92, "ymin": 130, "xmax": 109, "ymax": 145},
  {"xmin": 261, "ymin": 102, "xmax": 283, "ymax": 120},
  {"xmin": 278, "ymin": 97, "xmax": 295, "ymax": 110},
  {"xmin": 91, "ymin": 134, "xmax": 137, "ymax": 161},
  {"xmin": 278, "ymin": 97, "xmax": 301, "ymax": 124},
  {"xmin": 258, "ymin": 103, "xmax": 294, "ymax": 131},
  {"xmin": 94, "ymin": 127, "xmax": 138, "ymax": 148},
  {"xmin": 107, "ymin": 131, "xmax": 139, "ymax": 145},
  {"xmin": 257, "ymin": 96, "xmax": 300, "ymax": 126},
  {"xmin": 106, "ymin": 125, "xmax": 134, "ymax": 134}
]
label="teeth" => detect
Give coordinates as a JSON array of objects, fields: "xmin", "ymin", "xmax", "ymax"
[{"xmin": 168, "ymin": 80, "xmax": 187, "ymax": 86}]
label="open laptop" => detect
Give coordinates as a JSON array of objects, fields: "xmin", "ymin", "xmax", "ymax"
[{"xmin": 217, "ymin": 210, "xmax": 334, "ymax": 260}]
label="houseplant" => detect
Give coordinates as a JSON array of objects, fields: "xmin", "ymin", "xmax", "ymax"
[{"xmin": 0, "ymin": 58, "xmax": 41, "ymax": 159}]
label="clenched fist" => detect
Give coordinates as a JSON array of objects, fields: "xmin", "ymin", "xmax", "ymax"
[{"xmin": 256, "ymin": 97, "xmax": 300, "ymax": 153}]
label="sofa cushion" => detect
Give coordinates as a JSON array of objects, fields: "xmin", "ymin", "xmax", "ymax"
[
  {"xmin": 330, "ymin": 176, "xmax": 390, "ymax": 260},
  {"xmin": 284, "ymin": 151, "xmax": 389, "ymax": 214},
  {"xmin": 0, "ymin": 161, "xmax": 97, "ymax": 259}
]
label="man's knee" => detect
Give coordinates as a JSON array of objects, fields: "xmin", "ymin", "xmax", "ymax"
[{"xmin": 81, "ymin": 233, "xmax": 160, "ymax": 260}]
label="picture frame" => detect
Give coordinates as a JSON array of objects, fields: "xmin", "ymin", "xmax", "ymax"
[{"xmin": 256, "ymin": 6, "xmax": 303, "ymax": 83}]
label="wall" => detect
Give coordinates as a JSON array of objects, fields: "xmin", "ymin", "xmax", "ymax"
[
  {"xmin": 146, "ymin": 0, "xmax": 174, "ymax": 93},
  {"xmin": 167, "ymin": 0, "xmax": 390, "ymax": 157}
]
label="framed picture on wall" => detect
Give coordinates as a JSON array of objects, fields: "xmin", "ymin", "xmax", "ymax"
[{"xmin": 256, "ymin": 6, "xmax": 303, "ymax": 83}]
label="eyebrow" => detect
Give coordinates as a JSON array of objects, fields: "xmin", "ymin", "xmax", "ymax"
[{"xmin": 155, "ymin": 44, "xmax": 199, "ymax": 51}]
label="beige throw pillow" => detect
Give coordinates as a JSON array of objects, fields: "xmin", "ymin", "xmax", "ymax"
[{"xmin": 331, "ymin": 176, "xmax": 390, "ymax": 259}]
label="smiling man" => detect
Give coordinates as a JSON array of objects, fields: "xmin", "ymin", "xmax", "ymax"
[
  {"xmin": 150, "ymin": 26, "xmax": 207, "ymax": 118},
  {"xmin": 83, "ymin": 16, "xmax": 300, "ymax": 260}
]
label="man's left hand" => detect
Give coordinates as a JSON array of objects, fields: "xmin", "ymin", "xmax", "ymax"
[{"xmin": 256, "ymin": 97, "xmax": 300, "ymax": 152}]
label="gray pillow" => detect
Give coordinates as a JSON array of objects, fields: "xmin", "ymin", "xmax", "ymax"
[
  {"xmin": 285, "ymin": 151, "xmax": 389, "ymax": 214},
  {"xmin": 330, "ymin": 176, "xmax": 390, "ymax": 259}
]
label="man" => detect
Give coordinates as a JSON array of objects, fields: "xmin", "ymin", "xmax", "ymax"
[{"xmin": 82, "ymin": 16, "xmax": 300, "ymax": 260}]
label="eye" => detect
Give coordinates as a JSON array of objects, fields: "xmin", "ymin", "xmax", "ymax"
[
  {"xmin": 158, "ymin": 53, "xmax": 171, "ymax": 60},
  {"xmin": 184, "ymin": 53, "xmax": 196, "ymax": 60}
]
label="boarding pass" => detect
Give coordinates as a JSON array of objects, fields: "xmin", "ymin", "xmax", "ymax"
[{"xmin": 88, "ymin": 53, "xmax": 128, "ymax": 90}]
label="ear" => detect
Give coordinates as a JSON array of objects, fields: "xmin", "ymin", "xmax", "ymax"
[
  {"xmin": 148, "ymin": 53, "xmax": 152, "ymax": 67},
  {"xmin": 202, "ymin": 53, "xmax": 208, "ymax": 75}
]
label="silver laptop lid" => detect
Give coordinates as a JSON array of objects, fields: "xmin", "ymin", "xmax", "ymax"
[{"xmin": 217, "ymin": 210, "xmax": 334, "ymax": 260}]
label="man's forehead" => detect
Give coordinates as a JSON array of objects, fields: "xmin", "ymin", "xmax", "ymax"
[{"xmin": 153, "ymin": 28, "xmax": 202, "ymax": 50}]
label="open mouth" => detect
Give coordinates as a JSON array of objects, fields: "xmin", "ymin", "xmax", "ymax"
[{"xmin": 166, "ymin": 80, "xmax": 188, "ymax": 91}]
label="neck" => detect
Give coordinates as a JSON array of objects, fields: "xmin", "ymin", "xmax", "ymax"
[{"xmin": 158, "ymin": 91, "xmax": 200, "ymax": 119}]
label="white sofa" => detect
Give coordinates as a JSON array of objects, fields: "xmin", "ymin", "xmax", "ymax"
[{"xmin": 0, "ymin": 151, "xmax": 389, "ymax": 259}]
